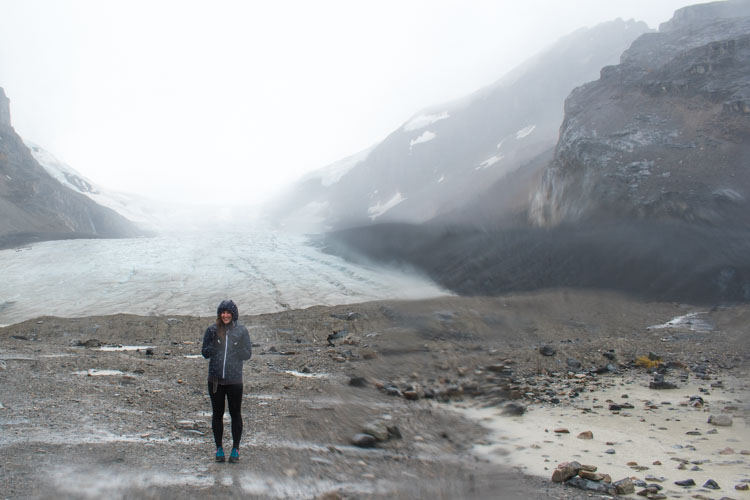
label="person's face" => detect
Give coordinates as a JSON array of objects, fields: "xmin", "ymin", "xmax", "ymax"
[{"xmin": 220, "ymin": 310, "xmax": 232, "ymax": 324}]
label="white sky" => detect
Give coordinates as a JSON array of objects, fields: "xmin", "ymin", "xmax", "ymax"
[{"xmin": 0, "ymin": 0, "xmax": 695, "ymax": 206}]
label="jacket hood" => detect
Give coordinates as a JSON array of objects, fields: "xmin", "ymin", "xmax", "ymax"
[{"xmin": 217, "ymin": 299, "xmax": 239, "ymax": 322}]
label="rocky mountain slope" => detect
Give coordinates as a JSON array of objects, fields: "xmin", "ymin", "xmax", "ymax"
[
  {"xmin": 267, "ymin": 19, "xmax": 650, "ymax": 231},
  {"xmin": 324, "ymin": 1, "xmax": 750, "ymax": 303},
  {"xmin": 0, "ymin": 87, "xmax": 144, "ymax": 248},
  {"xmin": 529, "ymin": 0, "xmax": 750, "ymax": 227}
]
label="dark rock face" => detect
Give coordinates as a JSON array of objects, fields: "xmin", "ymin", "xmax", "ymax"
[
  {"xmin": 0, "ymin": 88, "xmax": 10, "ymax": 127},
  {"xmin": 269, "ymin": 20, "xmax": 650, "ymax": 231},
  {"xmin": 0, "ymin": 88, "xmax": 143, "ymax": 248},
  {"xmin": 530, "ymin": 2, "xmax": 750, "ymax": 227}
]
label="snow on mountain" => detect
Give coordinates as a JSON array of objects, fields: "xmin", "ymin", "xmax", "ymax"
[
  {"xmin": 516, "ymin": 125, "xmax": 536, "ymax": 139},
  {"xmin": 409, "ymin": 130, "xmax": 436, "ymax": 148},
  {"xmin": 315, "ymin": 147, "xmax": 373, "ymax": 187},
  {"xmin": 403, "ymin": 111, "xmax": 450, "ymax": 131},
  {"xmin": 368, "ymin": 192, "xmax": 406, "ymax": 221},
  {"xmin": 25, "ymin": 141, "xmax": 163, "ymax": 231},
  {"xmin": 266, "ymin": 19, "xmax": 651, "ymax": 230},
  {"xmin": 25, "ymin": 141, "xmax": 259, "ymax": 233}
]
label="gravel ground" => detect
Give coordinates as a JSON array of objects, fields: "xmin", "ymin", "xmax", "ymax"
[{"xmin": 1, "ymin": 289, "xmax": 748, "ymax": 499}]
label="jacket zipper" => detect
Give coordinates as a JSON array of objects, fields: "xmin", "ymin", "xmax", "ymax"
[{"xmin": 222, "ymin": 328, "xmax": 230, "ymax": 378}]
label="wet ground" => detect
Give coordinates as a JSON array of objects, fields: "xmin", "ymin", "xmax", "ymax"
[{"xmin": 1, "ymin": 289, "xmax": 748, "ymax": 499}]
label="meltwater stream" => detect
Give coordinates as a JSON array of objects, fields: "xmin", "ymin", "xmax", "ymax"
[{"xmin": 0, "ymin": 230, "xmax": 447, "ymax": 326}]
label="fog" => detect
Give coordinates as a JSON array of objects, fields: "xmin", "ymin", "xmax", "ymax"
[{"xmin": 0, "ymin": 0, "xmax": 694, "ymax": 206}]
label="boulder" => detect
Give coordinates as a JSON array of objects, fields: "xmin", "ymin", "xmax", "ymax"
[
  {"xmin": 351, "ymin": 433, "xmax": 377, "ymax": 448},
  {"xmin": 565, "ymin": 477, "xmax": 616, "ymax": 495},
  {"xmin": 708, "ymin": 414, "xmax": 733, "ymax": 426},
  {"xmin": 613, "ymin": 477, "xmax": 635, "ymax": 494}
]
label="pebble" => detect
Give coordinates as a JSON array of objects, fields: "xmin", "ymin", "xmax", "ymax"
[
  {"xmin": 703, "ymin": 479, "xmax": 719, "ymax": 489},
  {"xmin": 577, "ymin": 430, "xmax": 593, "ymax": 440},
  {"xmin": 674, "ymin": 478, "xmax": 696, "ymax": 487},
  {"xmin": 351, "ymin": 433, "xmax": 376, "ymax": 448}
]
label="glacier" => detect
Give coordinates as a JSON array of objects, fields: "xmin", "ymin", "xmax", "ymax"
[{"xmin": 0, "ymin": 229, "xmax": 447, "ymax": 326}]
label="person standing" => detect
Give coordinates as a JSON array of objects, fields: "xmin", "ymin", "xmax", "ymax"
[{"xmin": 202, "ymin": 299, "xmax": 252, "ymax": 462}]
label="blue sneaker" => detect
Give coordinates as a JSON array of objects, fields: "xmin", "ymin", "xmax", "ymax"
[
  {"xmin": 228, "ymin": 447, "xmax": 239, "ymax": 463},
  {"xmin": 215, "ymin": 446, "xmax": 225, "ymax": 462}
]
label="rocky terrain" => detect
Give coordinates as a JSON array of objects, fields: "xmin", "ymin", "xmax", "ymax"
[
  {"xmin": 1, "ymin": 290, "xmax": 748, "ymax": 499},
  {"xmin": 0, "ymin": 87, "xmax": 145, "ymax": 250},
  {"xmin": 529, "ymin": 1, "xmax": 750, "ymax": 227}
]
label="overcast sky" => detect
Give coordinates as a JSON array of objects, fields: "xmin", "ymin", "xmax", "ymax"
[{"xmin": 0, "ymin": 0, "xmax": 695, "ymax": 206}]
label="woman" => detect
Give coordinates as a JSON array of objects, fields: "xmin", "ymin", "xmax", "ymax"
[{"xmin": 202, "ymin": 299, "xmax": 252, "ymax": 463}]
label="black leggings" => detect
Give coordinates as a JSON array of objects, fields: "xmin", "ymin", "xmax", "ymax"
[{"xmin": 208, "ymin": 382, "xmax": 243, "ymax": 449}]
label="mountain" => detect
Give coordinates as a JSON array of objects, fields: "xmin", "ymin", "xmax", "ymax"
[
  {"xmin": 26, "ymin": 141, "xmax": 263, "ymax": 234},
  {"xmin": 0, "ymin": 88, "xmax": 145, "ymax": 249},
  {"xmin": 529, "ymin": 0, "xmax": 750, "ymax": 227},
  {"xmin": 267, "ymin": 18, "xmax": 650, "ymax": 231},
  {"xmin": 323, "ymin": 1, "xmax": 750, "ymax": 303}
]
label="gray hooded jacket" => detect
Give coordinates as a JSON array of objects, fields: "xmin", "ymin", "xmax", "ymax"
[{"xmin": 202, "ymin": 299, "xmax": 252, "ymax": 384}]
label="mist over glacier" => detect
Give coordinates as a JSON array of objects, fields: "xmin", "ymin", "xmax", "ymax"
[{"xmin": 0, "ymin": 228, "xmax": 447, "ymax": 326}]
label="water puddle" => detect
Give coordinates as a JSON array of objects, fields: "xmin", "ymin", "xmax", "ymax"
[{"xmin": 51, "ymin": 467, "xmax": 392, "ymax": 499}]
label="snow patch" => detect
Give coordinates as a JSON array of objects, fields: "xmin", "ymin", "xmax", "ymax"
[
  {"xmin": 516, "ymin": 125, "xmax": 536, "ymax": 139},
  {"xmin": 403, "ymin": 111, "xmax": 450, "ymax": 131},
  {"xmin": 409, "ymin": 131, "xmax": 436, "ymax": 148},
  {"xmin": 477, "ymin": 154, "xmax": 504, "ymax": 170},
  {"xmin": 647, "ymin": 312, "xmax": 712, "ymax": 332},
  {"xmin": 73, "ymin": 369, "xmax": 125, "ymax": 376},
  {"xmin": 282, "ymin": 370, "xmax": 329, "ymax": 379},
  {"xmin": 99, "ymin": 345, "xmax": 153, "ymax": 351},
  {"xmin": 317, "ymin": 147, "xmax": 372, "ymax": 187},
  {"xmin": 368, "ymin": 192, "xmax": 406, "ymax": 220}
]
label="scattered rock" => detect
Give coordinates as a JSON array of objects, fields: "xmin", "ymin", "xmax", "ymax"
[
  {"xmin": 176, "ymin": 420, "xmax": 197, "ymax": 430},
  {"xmin": 674, "ymin": 478, "xmax": 696, "ymax": 487},
  {"xmin": 553, "ymin": 428, "xmax": 569, "ymax": 434},
  {"xmin": 76, "ymin": 339, "xmax": 101, "ymax": 348},
  {"xmin": 539, "ymin": 345, "xmax": 556, "ymax": 356},
  {"xmin": 565, "ymin": 476, "xmax": 616, "ymax": 495},
  {"xmin": 613, "ymin": 477, "xmax": 634, "ymax": 494},
  {"xmin": 736, "ymin": 483, "xmax": 749, "ymax": 491},
  {"xmin": 326, "ymin": 330, "xmax": 348, "ymax": 346},
  {"xmin": 551, "ymin": 462, "xmax": 580, "ymax": 483},
  {"xmin": 578, "ymin": 470, "xmax": 607, "ymax": 482},
  {"xmin": 348, "ymin": 376, "xmax": 368, "ymax": 387},
  {"xmin": 702, "ymin": 479, "xmax": 719, "ymax": 489},
  {"xmin": 576, "ymin": 430, "xmax": 593, "ymax": 440},
  {"xmin": 351, "ymin": 433, "xmax": 376, "ymax": 448},
  {"xmin": 362, "ymin": 421, "xmax": 390, "ymax": 442},
  {"xmin": 604, "ymin": 448, "xmax": 616, "ymax": 454},
  {"xmin": 708, "ymin": 414, "xmax": 733, "ymax": 426},
  {"xmin": 501, "ymin": 402, "xmax": 526, "ymax": 416},
  {"xmin": 566, "ymin": 358, "xmax": 582, "ymax": 370},
  {"xmin": 649, "ymin": 373, "xmax": 678, "ymax": 390}
]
